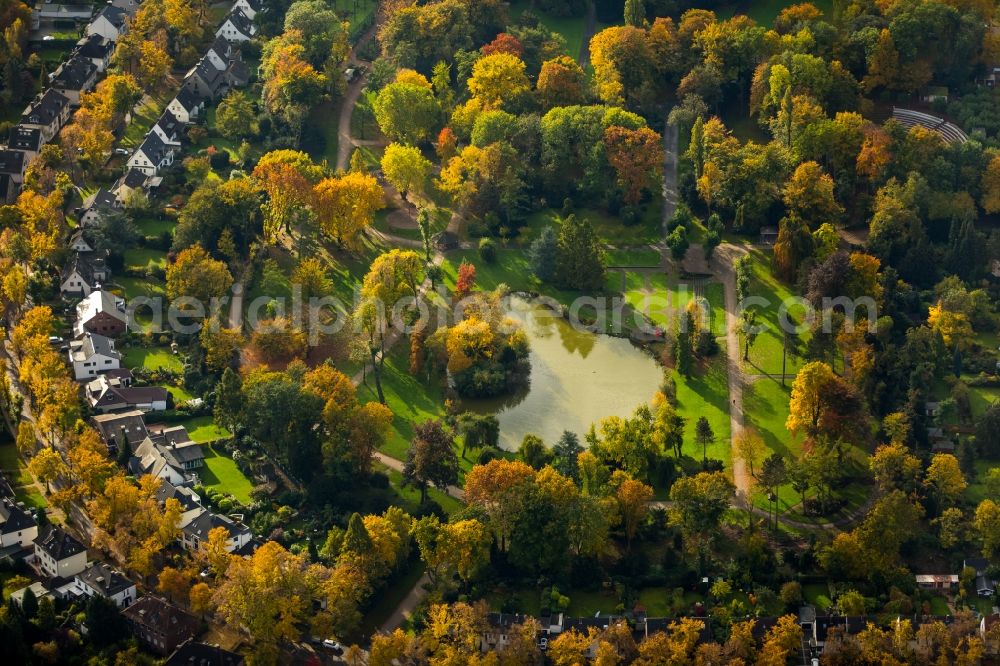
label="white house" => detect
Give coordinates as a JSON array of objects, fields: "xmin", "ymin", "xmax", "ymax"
[
  {"xmin": 129, "ymin": 429, "xmax": 204, "ymax": 487},
  {"xmin": 0, "ymin": 496, "xmax": 38, "ymax": 549},
  {"xmin": 34, "ymin": 525, "xmax": 88, "ymax": 579},
  {"xmin": 49, "ymin": 55, "xmax": 99, "ymax": 106},
  {"xmin": 166, "ymin": 87, "xmax": 204, "ymax": 124},
  {"xmin": 60, "ymin": 251, "xmax": 110, "ymax": 297},
  {"xmin": 80, "ymin": 188, "xmax": 119, "ymax": 226},
  {"xmin": 74, "ymin": 33, "xmax": 114, "ymax": 73},
  {"xmin": 127, "ymin": 131, "xmax": 175, "ymax": 176},
  {"xmin": 87, "ymin": 5, "xmax": 128, "ymax": 42},
  {"xmin": 73, "ymin": 562, "xmax": 136, "ymax": 608},
  {"xmin": 8, "ymin": 125, "xmax": 44, "ymax": 162},
  {"xmin": 179, "ymin": 507, "xmax": 252, "ymax": 553},
  {"xmin": 68, "ymin": 333, "xmax": 121, "ymax": 380},
  {"xmin": 150, "ymin": 109, "xmax": 182, "ymax": 146},
  {"xmin": 216, "ymin": 8, "xmax": 256, "ymax": 43},
  {"xmin": 234, "ymin": 0, "xmax": 261, "ymax": 20},
  {"xmin": 74, "ymin": 289, "xmax": 128, "ymax": 337}
]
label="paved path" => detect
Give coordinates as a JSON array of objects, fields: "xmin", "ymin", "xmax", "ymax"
[
  {"xmin": 715, "ymin": 243, "xmax": 751, "ymax": 497},
  {"xmin": 335, "ymin": 21, "xmax": 380, "ymax": 171},
  {"xmin": 661, "ymin": 123, "xmax": 679, "ymax": 239},
  {"xmin": 379, "ymin": 572, "xmax": 431, "ymax": 634},
  {"xmin": 228, "ymin": 282, "xmax": 244, "ymax": 330}
]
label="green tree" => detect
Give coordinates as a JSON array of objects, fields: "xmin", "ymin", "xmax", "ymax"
[
  {"xmin": 373, "ymin": 83, "xmax": 441, "ymax": 145},
  {"xmin": 528, "ymin": 226, "xmax": 558, "ymax": 283},
  {"xmin": 554, "ymin": 214, "xmax": 605, "ymax": 291},
  {"xmin": 551, "ymin": 431, "xmax": 583, "ymax": 481},
  {"xmin": 403, "ymin": 420, "xmax": 460, "ymax": 503},
  {"xmin": 519, "ymin": 434, "xmax": 551, "ymax": 470},
  {"xmin": 624, "ymin": 0, "xmax": 645, "ymax": 27},
  {"xmin": 215, "ymin": 90, "xmax": 257, "ymax": 141},
  {"xmin": 381, "ymin": 143, "xmax": 432, "ymax": 201},
  {"xmin": 694, "ymin": 416, "xmax": 714, "ymax": 465}
]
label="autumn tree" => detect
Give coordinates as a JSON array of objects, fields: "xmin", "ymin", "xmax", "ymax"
[
  {"xmin": 783, "ymin": 160, "xmax": 843, "ymax": 228},
  {"xmin": 668, "ymin": 471, "xmax": 735, "ymax": 553},
  {"xmin": 403, "ymin": 420, "xmax": 459, "ymax": 503},
  {"xmin": 613, "ymin": 472, "xmax": 653, "ymax": 550},
  {"xmin": 166, "ymin": 243, "xmax": 233, "ymax": 304},
  {"xmin": 381, "ymin": 143, "xmax": 432, "ymax": 201},
  {"xmin": 468, "ymin": 52, "xmax": 530, "ymax": 110},
  {"xmin": 373, "ymin": 82, "xmax": 441, "ymax": 144},
  {"xmin": 251, "ymin": 149, "xmax": 324, "ymax": 242},
  {"xmin": 536, "ymin": 55, "xmax": 588, "ymax": 108},
  {"xmin": 412, "ymin": 515, "xmax": 491, "ymax": 591},
  {"xmin": 215, "ymin": 90, "xmax": 258, "ymax": 141},
  {"xmin": 603, "ymin": 125, "xmax": 663, "ymax": 205},
  {"xmin": 313, "ymin": 172, "xmax": 384, "ymax": 247}
]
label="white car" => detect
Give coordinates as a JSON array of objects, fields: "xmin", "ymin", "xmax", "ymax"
[
  {"xmin": 322, "ymin": 639, "xmax": 343, "ymax": 654},
  {"xmin": 42, "ymin": 35, "xmax": 54, "ymax": 41}
]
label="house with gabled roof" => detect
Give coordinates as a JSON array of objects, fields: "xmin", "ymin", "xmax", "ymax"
[
  {"xmin": 0, "ymin": 150, "xmax": 26, "ymax": 203},
  {"xmin": 183, "ymin": 56, "xmax": 228, "ymax": 101},
  {"xmin": 150, "ymin": 109, "xmax": 182, "ymax": 146},
  {"xmin": 34, "ymin": 525, "xmax": 88, "ymax": 579},
  {"xmin": 129, "ymin": 427, "xmax": 203, "ymax": 485},
  {"xmin": 8, "ymin": 125, "xmax": 43, "ymax": 160},
  {"xmin": 61, "ymin": 251, "xmax": 110, "ymax": 297},
  {"xmin": 122, "ymin": 595, "xmax": 199, "ymax": 655},
  {"xmin": 87, "ymin": 4, "xmax": 128, "ymax": 42},
  {"xmin": 22, "ymin": 89, "xmax": 71, "ymax": 142},
  {"xmin": 127, "ymin": 130, "xmax": 176, "ymax": 176},
  {"xmin": 166, "ymin": 640, "xmax": 245, "ymax": 666},
  {"xmin": 80, "ymin": 187, "xmax": 120, "ymax": 226},
  {"xmin": 113, "ymin": 168, "xmax": 151, "ymax": 203},
  {"xmin": 50, "ymin": 55, "xmax": 98, "ymax": 106},
  {"xmin": 216, "ymin": 7, "xmax": 256, "ymax": 43},
  {"xmin": 74, "ymin": 33, "xmax": 114, "ymax": 73},
  {"xmin": 0, "ymin": 495, "xmax": 38, "ymax": 549},
  {"xmin": 73, "ymin": 561, "xmax": 136, "ymax": 607},
  {"xmin": 68, "ymin": 332, "xmax": 121, "ymax": 380},
  {"xmin": 234, "ymin": 0, "xmax": 261, "ymax": 20},
  {"xmin": 166, "ymin": 86, "xmax": 205, "ymax": 124},
  {"xmin": 87, "ymin": 374, "xmax": 168, "ymax": 413},
  {"xmin": 92, "ymin": 409, "xmax": 148, "ymax": 454},
  {"xmin": 179, "ymin": 507, "xmax": 252, "ymax": 553},
  {"xmin": 75, "ymin": 289, "xmax": 127, "ymax": 337}
]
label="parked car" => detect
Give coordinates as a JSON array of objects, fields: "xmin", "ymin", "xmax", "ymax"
[
  {"xmin": 114, "ymin": 148, "xmax": 130, "ymax": 156},
  {"xmin": 48, "ymin": 336, "xmax": 64, "ymax": 346},
  {"xmin": 321, "ymin": 639, "xmax": 343, "ymax": 654}
]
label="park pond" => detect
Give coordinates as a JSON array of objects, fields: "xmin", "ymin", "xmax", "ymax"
[{"xmin": 465, "ymin": 295, "xmax": 663, "ymax": 450}]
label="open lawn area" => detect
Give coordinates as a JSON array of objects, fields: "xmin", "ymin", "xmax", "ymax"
[
  {"xmin": 671, "ymin": 354, "xmax": 732, "ymax": 473},
  {"xmin": 122, "ymin": 345, "xmax": 183, "ymax": 372},
  {"xmin": 199, "ymin": 443, "xmax": 254, "ymax": 504},
  {"xmin": 305, "ymin": 99, "xmax": 340, "ymax": 168},
  {"xmin": 375, "ymin": 462, "xmax": 464, "ymax": 516},
  {"xmin": 740, "ymin": 249, "xmax": 809, "ymax": 376},
  {"xmin": 0, "ymin": 443, "xmax": 47, "ymax": 509},
  {"xmin": 518, "ymin": 206, "xmax": 663, "ymax": 247},
  {"xmin": 965, "ymin": 459, "xmax": 1000, "ymax": 504},
  {"xmin": 123, "ymin": 248, "xmax": 167, "ymax": 272},
  {"xmin": 803, "ymin": 582, "xmax": 832, "ymax": 611},
  {"xmin": 510, "ymin": 0, "xmax": 587, "ymax": 60},
  {"xmin": 606, "ymin": 248, "xmax": 661, "ymax": 267},
  {"xmin": 181, "ymin": 416, "xmax": 231, "ymax": 443},
  {"xmin": 115, "ymin": 276, "xmax": 166, "ymax": 300},
  {"xmin": 134, "ymin": 216, "xmax": 175, "ymax": 237}
]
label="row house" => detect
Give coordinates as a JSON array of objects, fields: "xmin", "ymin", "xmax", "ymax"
[
  {"xmin": 50, "ymin": 55, "xmax": 99, "ymax": 106},
  {"xmin": 87, "ymin": 5, "xmax": 128, "ymax": 42},
  {"xmin": 60, "ymin": 249, "xmax": 110, "ymax": 297},
  {"xmin": 34, "ymin": 524, "xmax": 88, "ymax": 579},
  {"xmin": 74, "ymin": 289, "xmax": 128, "ymax": 337},
  {"xmin": 21, "ymin": 89, "xmax": 70, "ymax": 143},
  {"xmin": 216, "ymin": 7, "xmax": 257, "ymax": 43},
  {"xmin": 0, "ymin": 150, "xmax": 26, "ymax": 204}
]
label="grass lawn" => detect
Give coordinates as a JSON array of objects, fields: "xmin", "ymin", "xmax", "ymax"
[
  {"xmin": 181, "ymin": 416, "xmax": 232, "ymax": 443},
  {"xmin": 671, "ymin": 354, "xmax": 733, "ymax": 473},
  {"xmin": 518, "ymin": 206, "xmax": 663, "ymax": 247},
  {"xmin": 122, "ymin": 345, "xmax": 184, "ymax": 372},
  {"xmin": 0, "ymin": 443, "xmax": 47, "ymax": 509},
  {"xmin": 199, "ymin": 443, "xmax": 254, "ymax": 504},
  {"xmin": 965, "ymin": 459, "xmax": 999, "ymax": 504},
  {"xmin": 803, "ymin": 583, "xmax": 832, "ymax": 611},
  {"xmin": 740, "ymin": 249, "xmax": 809, "ymax": 376},
  {"xmin": 606, "ymin": 248, "xmax": 661, "ymax": 267},
  {"xmin": 376, "ymin": 462, "xmax": 464, "ymax": 516},
  {"xmin": 168, "ymin": 385, "xmax": 195, "ymax": 404},
  {"xmin": 334, "ymin": 0, "xmax": 378, "ymax": 38},
  {"xmin": 510, "ymin": 0, "xmax": 588, "ymax": 60},
  {"xmin": 134, "ymin": 216, "xmax": 175, "ymax": 237},
  {"xmin": 123, "ymin": 247, "xmax": 167, "ymax": 272},
  {"xmin": 305, "ymin": 99, "xmax": 340, "ymax": 168},
  {"xmin": 115, "ymin": 276, "xmax": 166, "ymax": 300},
  {"xmin": 927, "ymin": 595, "xmax": 951, "ymax": 616},
  {"xmin": 705, "ymin": 283, "xmax": 725, "ymax": 337}
]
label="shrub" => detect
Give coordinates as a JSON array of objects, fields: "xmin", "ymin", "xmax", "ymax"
[
  {"xmin": 478, "ymin": 238, "xmax": 497, "ymax": 263},
  {"xmin": 209, "ymin": 150, "xmax": 231, "ymax": 171}
]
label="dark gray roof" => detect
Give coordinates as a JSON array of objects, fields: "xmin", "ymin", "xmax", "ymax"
[
  {"xmin": 172, "ymin": 86, "xmax": 203, "ymax": 112},
  {"xmin": 183, "ymin": 509, "xmax": 250, "ymax": 543},
  {"xmin": 136, "ymin": 130, "xmax": 171, "ymax": 164},
  {"xmin": 22, "ymin": 90, "xmax": 69, "ymax": 126},
  {"xmin": 94, "ymin": 4, "xmax": 127, "ymax": 27},
  {"xmin": 77, "ymin": 562, "xmax": 133, "ymax": 597},
  {"xmin": 154, "ymin": 109, "xmax": 182, "ymax": 140},
  {"xmin": 224, "ymin": 8, "xmax": 255, "ymax": 37},
  {"xmin": 154, "ymin": 481, "xmax": 201, "ymax": 511},
  {"xmin": 34, "ymin": 525, "xmax": 86, "ymax": 561},
  {"xmin": 52, "ymin": 56, "xmax": 97, "ymax": 91},
  {"xmin": 165, "ymin": 640, "xmax": 245, "ymax": 666},
  {"xmin": 208, "ymin": 35, "xmax": 233, "ymax": 61},
  {"xmin": 83, "ymin": 187, "xmax": 117, "ymax": 212},
  {"xmin": 92, "ymin": 410, "xmax": 149, "ymax": 447},
  {"xmin": 8, "ymin": 126, "xmax": 42, "ymax": 152},
  {"xmin": 227, "ymin": 59, "xmax": 250, "ymax": 86},
  {"xmin": 62, "ymin": 251, "xmax": 107, "ymax": 286},
  {"xmin": 92, "ymin": 384, "xmax": 168, "ymax": 410},
  {"xmin": 75, "ymin": 33, "xmax": 113, "ymax": 60},
  {"xmin": 121, "ymin": 168, "xmax": 147, "ymax": 189},
  {"xmin": 0, "ymin": 150, "xmax": 25, "ymax": 176},
  {"xmin": 122, "ymin": 595, "xmax": 198, "ymax": 640},
  {"xmin": 0, "ymin": 496, "xmax": 37, "ymax": 535},
  {"xmin": 71, "ymin": 332, "xmax": 119, "ymax": 362}
]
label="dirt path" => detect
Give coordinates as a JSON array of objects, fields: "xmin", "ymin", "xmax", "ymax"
[{"xmin": 661, "ymin": 123, "xmax": 679, "ymax": 240}]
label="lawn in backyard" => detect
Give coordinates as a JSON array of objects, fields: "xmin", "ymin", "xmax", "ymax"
[
  {"xmin": 122, "ymin": 345, "xmax": 184, "ymax": 372},
  {"xmin": 670, "ymin": 354, "xmax": 732, "ymax": 473},
  {"xmin": 927, "ymin": 595, "xmax": 951, "ymax": 616},
  {"xmin": 803, "ymin": 583, "xmax": 832, "ymax": 611},
  {"xmin": 134, "ymin": 216, "xmax": 175, "ymax": 237},
  {"xmin": 123, "ymin": 247, "xmax": 167, "ymax": 272},
  {"xmin": 0, "ymin": 443, "xmax": 47, "ymax": 509},
  {"xmin": 965, "ymin": 459, "xmax": 1000, "ymax": 504},
  {"xmin": 115, "ymin": 276, "xmax": 166, "ymax": 300},
  {"xmin": 180, "ymin": 416, "xmax": 232, "ymax": 443},
  {"xmin": 199, "ymin": 443, "xmax": 254, "ymax": 504},
  {"xmin": 122, "ymin": 88, "xmax": 174, "ymax": 148},
  {"xmin": 518, "ymin": 206, "xmax": 663, "ymax": 247}
]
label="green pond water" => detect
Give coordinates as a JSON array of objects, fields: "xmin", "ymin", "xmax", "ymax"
[{"xmin": 466, "ymin": 296, "xmax": 663, "ymax": 451}]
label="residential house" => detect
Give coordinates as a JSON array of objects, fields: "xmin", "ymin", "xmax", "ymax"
[
  {"xmin": 34, "ymin": 525, "xmax": 88, "ymax": 579},
  {"xmin": 165, "ymin": 640, "xmax": 245, "ymax": 666},
  {"xmin": 79, "ymin": 187, "xmax": 120, "ymax": 226},
  {"xmin": 182, "ymin": 57, "xmax": 228, "ymax": 101},
  {"xmin": 216, "ymin": 8, "xmax": 257, "ymax": 43},
  {"xmin": 69, "ymin": 228, "xmax": 94, "ymax": 253},
  {"xmin": 127, "ymin": 131, "xmax": 176, "ymax": 176},
  {"xmin": 965, "ymin": 557, "xmax": 996, "ymax": 598},
  {"xmin": 86, "ymin": 374, "xmax": 168, "ymax": 413},
  {"xmin": 179, "ymin": 507, "xmax": 252, "ymax": 553},
  {"xmin": 74, "ymin": 33, "xmax": 114, "ymax": 73},
  {"xmin": 68, "ymin": 332, "xmax": 121, "ymax": 380},
  {"xmin": 8, "ymin": 125, "xmax": 44, "ymax": 161},
  {"xmin": 0, "ymin": 496, "xmax": 38, "ymax": 549},
  {"xmin": 0, "ymin": 149, "xmax": 26, "ymax": 204},
  {"xmin": 122, "ymin": 596, "xmax": 199, "ymax": 655},
  {"xmin": 74, "ymin": 289, "xmax": 127, "ymax": 337},
  {"xmin": 154, "ymin": 480, "xmax": 202, "ymax": 511},
  {"xmin": 60, "ymin": 251, "xmax": 110, "ymax": 297},
  {"xmin": 33, "ymin": 3, "xmax": 93, "ymax": 24},
  {"xmin": 129, "ymin": 428, "xmax": 204, "ymax": 486},
  {"xmin": 113, "ymin": 168, "xmax": 151, "ymax": 204},
  {"xmin": 110, "ymin": 0, "xmax": 141, "ymax": 16},
  {"xmin": 10, "ymin": 581, "xmax": 54, "ymax": 607},
  {"xmin": 150, "ymin": 109, "xmax": 183, "ymax": 146},
  {"xmin": 233, "ymin": 0, "xmax": 260, "ymax": 20},
  {"xmin": 166, "ymin": 87, "xmax": 205, "ymax": 124},
  {"xmin": 73, "ymin": 562, "xmax": 136, "ymax": 608},
  {"xmin": 50, "ymin": 55, "xmax": 99, "ymax": 106},
  {"xmin": 21, "ymin": 89, "xmax": 71, "ymax": 143},
  {"xmin": 92, "ymin": 409, "xmax": 148, "ymax": 453},
  {"xmin": 87, "ymin": 5, "xmax": 128, "ymax": 42},
  {"xmin": 915, "ymin": 574, "xmax": 959, "ymax": 591}
]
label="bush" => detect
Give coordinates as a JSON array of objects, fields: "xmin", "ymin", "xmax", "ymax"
[
  {"xmin": 478, "ymin": 238, "xmax": 497, "ymax": 263},
  {"xmin": 209, "ymin": 150, "xmax": 231, "ymax": 171}
]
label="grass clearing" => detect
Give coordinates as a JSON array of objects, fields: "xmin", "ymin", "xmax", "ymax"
[
  {"xmin": 0, "ymin": 443, "xmax": 47, "ymax": 509},
  {"xmin": 181, "ymin": 416, "xmax": 232, "ymax": 443},
  {"xmin": 518, "ymin": 205, "xmax": 663, "ymax": 248},
  {"xmin": 199, "ymin": 443, "xmax": 254, "ymax": 504},
  {"xmin": 740, "ymin": 249, "xmax": 809, "ymax": 375},
  {"xmin": 123, "ymin": 247, "xmax": 167, "ymax": 272},
  {"xmin": 376, "ymin": 462, "xmax": 464, "ymax": 516},
  {"xmin": 510, "ymin": 0, "xmax": 587, "ymax": 60},
  {"xmin": 305, "ymin": 99, "xmax": 340, "ymax": 168},
  {"xmin": 115, "ymin": 276, "xmax": 166, "ymax": 300},
  {"xmin": 122, "ymin": 345, "xmax": 183, "ymax": 372},
  {"xmin": 134, "ymin": 216, "xmax": 175, "ymax": 237},
  {"xmin": 671, "ymin": 354, "xmax": 733, "ymax": 472}
]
